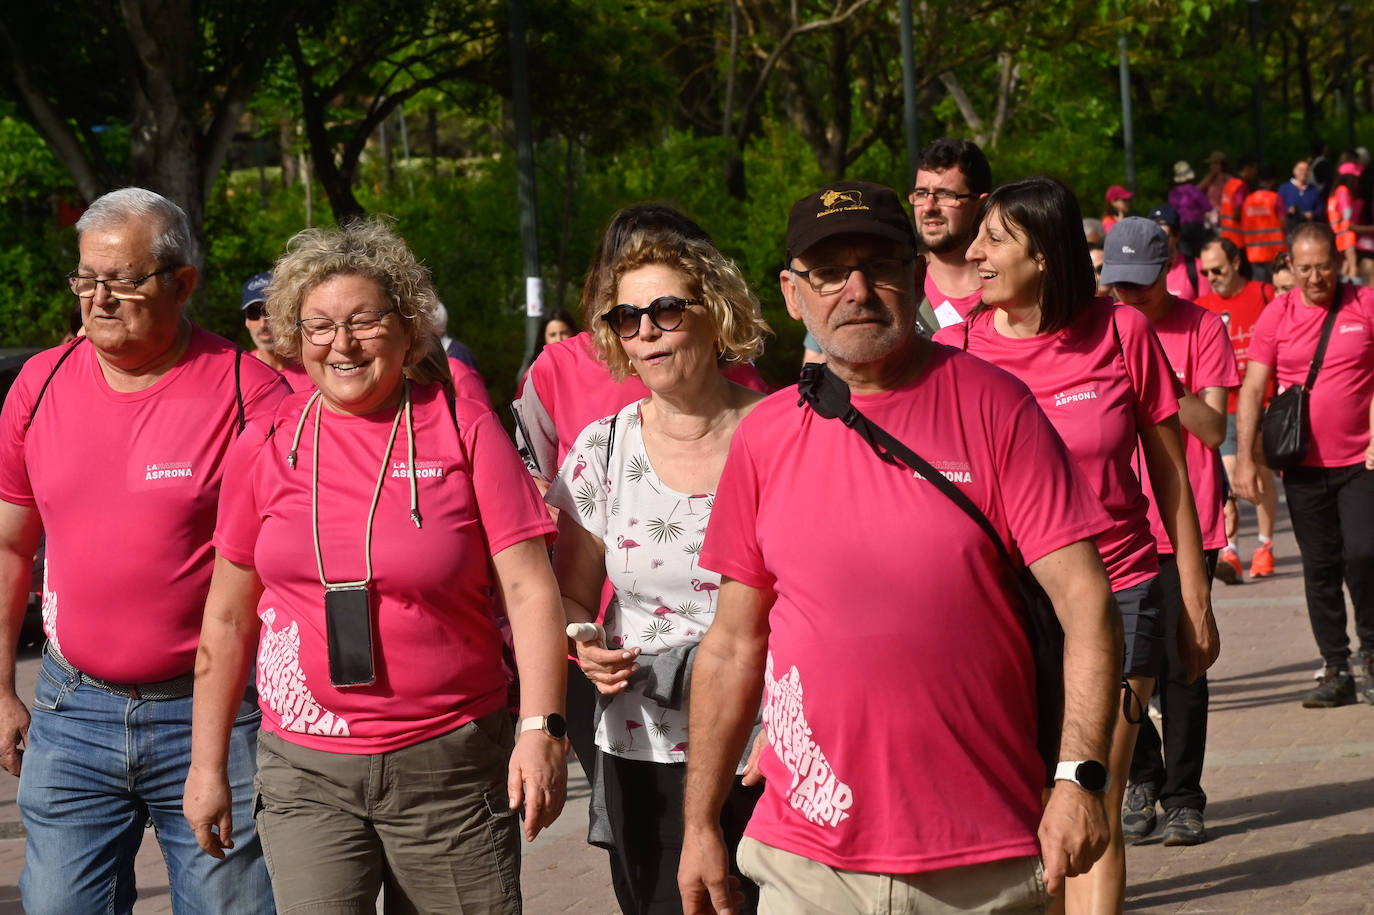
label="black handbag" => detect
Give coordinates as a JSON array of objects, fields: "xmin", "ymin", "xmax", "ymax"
[
  {"xmin": 1260, "ymin": 292, "xmax": 1344, "ymax": 471},
  {"xmin": 796, "ymin": 363, "xmax": 1065, "ymax": 780}
]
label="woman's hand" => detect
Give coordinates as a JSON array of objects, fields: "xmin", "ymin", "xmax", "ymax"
[
  {"xmin": 508, "ymin": 732, "xmax": 568, "ymax": 841},
  {"xmin": 574, "ymin": 641, "xmax": 641, "ymax": 695},
  {"xmin": 183, "ymin": 764, "xmax": 236, "ymax": 859}
]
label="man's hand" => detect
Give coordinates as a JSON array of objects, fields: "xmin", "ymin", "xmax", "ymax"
[
  {"xmin": 1038, "ymin": 782, "xmax": 1109, "ymax": 897},
  {"xmin": 740, "ymin": 730, "xmax": 769, "ymax": 787},
  {"xmin": 0, "ymin": 689, "xmax": 28, "ymax": 777},
  {"xmin": 1178, "ymin": 594, "xmax": 1221, "ymax": 683},
  {"xmin": 573, "ymin": 641, "xmax": 641, "ymax": 695},
  {"xmin": 507, "ymin": 731, "xmax": 567, "ymax": 841},
  {"xmin": 1230, "ymin": 456, "xmax": 1267, "ymax": 505},
  {"xmin": 183, "ymin": 764, "xmax": 235, "ymax": 859},
  {"xmin": 679, "ymin": 823, "xmax": 742, "ymax": 915}
]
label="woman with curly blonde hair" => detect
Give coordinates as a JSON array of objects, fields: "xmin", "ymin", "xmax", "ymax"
[
  {"xmin": 185, "ymin": 219, "xmax": 569, "ymax": 913},
  {"xmin": 546, "ymin": 230, "xmax": 771, "ymax": 914}
]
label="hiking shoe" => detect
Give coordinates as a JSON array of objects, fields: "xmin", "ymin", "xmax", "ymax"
[
  {"xmin": 1358, "ymin": 654, "xmax": 1374, "ymax": 705},
  {"xmin": 1161, "ymin": 806, "xmax": 1206, "ymax": 846},
  {"xmin": 1121, "ymin": 781, "xmax": 1158, "ymax": 840},
  {"xmin": 1301, "ymin": 667, "xmax": 1356, "ymax": 708},
  {"xmin": 1249, "ymin": 541, "xmax": 1274, "ymax": 578},
  {"xmin": 1215, "ymin": 546, "xmax": 1243, "ymax": 585}
]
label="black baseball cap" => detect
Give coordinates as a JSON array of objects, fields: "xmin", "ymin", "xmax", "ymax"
[{"xmin": 785, "ymin": 181, "xmax": 917, "ymax": 261}]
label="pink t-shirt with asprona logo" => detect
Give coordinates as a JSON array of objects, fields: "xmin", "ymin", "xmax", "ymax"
[
  {"xmin": 936, "ymin": 299, "xmax": 1182, "ymax": 591},
  {"xmin": 702, "ymin": 346, "xmax": 1110, "ymax": 874},
  {"xmin": 215, "ymin": 384, "xmax": 554, "ymax": 754},
  {"xmin": 1133, "ymin": 298, "xmax": 1238, "ymax": 553},
  {"xmin": 0, "ymin": 329, "xmax": 289, "ymax": 683},
  {"xmin": 1246, "ymin": 284, "xmax": 1374, "ymax": 468}
]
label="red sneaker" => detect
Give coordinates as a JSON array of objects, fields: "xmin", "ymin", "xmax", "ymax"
[
  {"xmin": 1250, "ymin": 541, "xmax": 1274, "ymax": 578},
  {"xmin": 1216, "ymin": 546, "xmax": 1243, "ymax": 585}
]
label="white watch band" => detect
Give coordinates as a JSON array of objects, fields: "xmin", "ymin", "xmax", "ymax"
[{"xmin": 1053, "ymin": 760, "xmax": 1110, "ymax": 792}]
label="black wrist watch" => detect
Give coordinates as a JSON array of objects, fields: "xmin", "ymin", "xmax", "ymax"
[
  {"xmin": 1053, "ymin": 760, "xmax": 1109, "ymax": 793},
  {"xmin": 518, "ymin": 713, "xmax": 568, "ymax": 741}
]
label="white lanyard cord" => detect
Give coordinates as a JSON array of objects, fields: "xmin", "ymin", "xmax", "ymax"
[{"xmin": 286, "ymin": 379, "xmax": 419, "ymax": 590}]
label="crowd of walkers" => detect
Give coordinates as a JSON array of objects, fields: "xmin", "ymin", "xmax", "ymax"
[{"xmin": 0, "ymin": 132, "xmax": 1370, "ymax": 915}]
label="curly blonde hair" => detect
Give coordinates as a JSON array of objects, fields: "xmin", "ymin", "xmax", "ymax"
[
  {"xmin": 266, "ymin": 219, "xmax": 438, "ymax": 368},
  {"xmin": 591, "ymin": 233, "xmax": 770, "ymax": 381}
]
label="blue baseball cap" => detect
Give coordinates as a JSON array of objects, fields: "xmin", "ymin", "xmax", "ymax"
[{"xmin": 241, "ymin": 272, "xmax": 272, "ymax": 310}]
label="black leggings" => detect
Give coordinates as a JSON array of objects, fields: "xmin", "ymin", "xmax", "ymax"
[{"xmin": 601, "ymin": 752, "xmax": 762, "ymax": 915}]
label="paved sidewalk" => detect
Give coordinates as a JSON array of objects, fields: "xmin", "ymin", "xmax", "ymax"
[{"xmin": 0, "ymin": 500, "xmax": 1369, "ymax": 913}]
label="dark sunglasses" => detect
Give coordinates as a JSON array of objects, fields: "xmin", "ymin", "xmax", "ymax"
[
  {"xmin": 1200, "ymin": 266, "xmax": 1228, "ymax": 277},
  {"xmin": 601, "ymin": 296, "xmax": 696, "ymax": 339},
  {"xmin": 244, "ymin": 304, "xmax": 266, "ymax": 321}
]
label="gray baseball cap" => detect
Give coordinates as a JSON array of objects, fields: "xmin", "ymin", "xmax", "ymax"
[{"xmin": 1101, "ymin": 217, "xmax": 1168, "ymax": 286}]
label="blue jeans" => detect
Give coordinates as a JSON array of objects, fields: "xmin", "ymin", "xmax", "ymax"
[{"xmin": 18, "ymin": 650, "xmax": 274, "ymax": 914}]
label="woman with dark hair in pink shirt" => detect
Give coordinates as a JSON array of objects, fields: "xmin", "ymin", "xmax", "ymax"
[
  {"xmin": 935, "ymin": 175, "xmax": 1218, "ymax": 915},
  {"xmin": 183, "ymin": 220, "xmax": 569, "ymax": 913}
]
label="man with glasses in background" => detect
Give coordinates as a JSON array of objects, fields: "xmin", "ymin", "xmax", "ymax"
[
  {"xmin": 1196, "ymin": 238, "xmax": 1279, "ymax": 584},
  {"xmin": 0, "ymin": 188, "xmax": 286, "ymax": 913},
  {"xmin": 909, "ymin": 137, "xmax": 991, "ymax": 330}
]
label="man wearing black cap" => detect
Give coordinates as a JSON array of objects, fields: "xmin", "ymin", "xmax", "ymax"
[
  {"xmin": 240, "ymin": 271, "xmax": 289, "ymax": 372},
  {"xmin": 679, "ymin": 181, "xmax": 1122, "ymax": 914}
]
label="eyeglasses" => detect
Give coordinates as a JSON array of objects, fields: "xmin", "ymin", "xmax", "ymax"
[
  {"xmin": 244, "ymin": 304, "xmax": 266, "ymax": 321},
  {"xmin": 601, "ymin": 296, "xmax": 695, "ymax": 339},
  {"xmin": 910, "ymin": 189, "xmax": 975, "ymax": 206},
  {"xmin": 1200, "ymin": 266, "xmax": 1228, "ymax": 277},
  {"xmin": 790, "ymin": 257, "xmax": 912, "ymax": 295},
  {"xmin": 1293, "ymin": 263, "xmax": 1336, "ymax": 278},
  {"xmin": 67, "ymin": 268, "xmax": 174, "ymax": 300},
  {"xmin": 298, "ymin": 308, "xmax": 397, "ymax": 345}
]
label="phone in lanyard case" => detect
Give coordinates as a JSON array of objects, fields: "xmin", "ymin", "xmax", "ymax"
[{"xmin": 324, "ymin": 586, "xmax": 375, "ymax": 687}]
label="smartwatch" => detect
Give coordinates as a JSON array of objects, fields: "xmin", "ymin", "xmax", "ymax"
[
  {"xmin": 1053, "ymin": 760, "xmax": 1109, "ymax": 793},
  {"xmin": 518, "ymin": 713, "xmax": 568, "ymax": 741}
]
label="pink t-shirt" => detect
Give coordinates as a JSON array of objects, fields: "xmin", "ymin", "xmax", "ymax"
[
  {"xmin": 701, "ymin": 346, "xmax": 1109, "ymax": 874},
  {"xmin": 1134, "ymin": 298, "xmax": 1238, "ymax": 553},
  {"xmin": 215, "ymin": 384, "xmax": 554, "ymax": 753},
  {"xmin": 1247, "ymin": 285, "xmax": 1374, "ymax": 468},
  {"xmin": 0, "ymin": 330, "xmax": 289, "ymax": 682},
  {"xmin": 280, "ymin": 362, "xmax": 313, "ymax": 393},
  {"xmin": 448, "ymin": 356, "xmax": 492, "ymax": 408},
  {"xmin": 1165, "ymin": 255, "xmax": 1203, "ymax": 302},
  {"xmin": 935, "ymin": 299, "xmax": 1182, "ymax": 590},
  {"xmin": 924, "ymin": 275, "xmax": 982, "ymax": 327},
  {"xmin": 512, "ymin": 332, "xmax": 769, "ymax": 481}
]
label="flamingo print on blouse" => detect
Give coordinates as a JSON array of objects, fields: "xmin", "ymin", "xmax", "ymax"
[
  {"xmin": 571, "ymin": 454, "xmax": 588, "ymax": 482},
  {"xmin": 625, "ymin": 719, "xmax": 643, "ymax": 749},
  {"xmin": 616, "ymin": 535, "xmax": 641, "ymax": 572},
  {"xmin": 686, "ymin": 493, "xmax": 710, "ymax": 515},
  {"xmin": 670, "ymin": 741, "xmax": 689, "ymax": 753},
  {"xmin": 690, "ymin": 579, "xmax": 719, "ymax": 611}
]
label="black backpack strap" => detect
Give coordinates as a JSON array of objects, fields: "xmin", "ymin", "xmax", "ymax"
[
  {"xmin": 233, "ymin": 347, "xmax": 247, "ymax": 435},
  {"xmin": 23, "ymin": 336, "xmax": 87, "ymax": 432},
  {"xmin": 1303, "ymin": 289, "xmax": 1345, "ymax": 390}
]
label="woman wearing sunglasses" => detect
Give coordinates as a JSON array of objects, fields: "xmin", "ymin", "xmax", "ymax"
[
  {"xmin": 545, "ymin": 230, "xmax": 771, "ymax": 914},
  {"xmin": 184, "ymin": 220, "xmax": 569, "ymax": 913}
]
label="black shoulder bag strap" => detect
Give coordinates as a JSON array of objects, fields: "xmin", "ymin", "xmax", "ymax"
[
  {"xmin": 1300, "ymin": 290, "xmax": 1344, "ymax": 392},
  {"xmin": 797, "ymin": 363, "xmax": 1065, "ymax": 775},
  {"xmin": 233, "ymin": 347, "xmax": 247, "ymax": 435},
  {"xmin": 23, "ymin": 336, "xmax": 88, "ymax": 432}
]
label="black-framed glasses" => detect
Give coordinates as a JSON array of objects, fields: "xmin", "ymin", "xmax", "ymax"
[
  {"xmin": 244, "ymin": 304, "xmax": 266, "ymax": 321},
  {"xmin": 910, "ymin": 188, "xmax": 975, "ymax": 206},
  {"xmin": 297, "ymin": 308, "xmax": 397, "ymax": 345},
  {"xmin": 790, "ymin": 257, "xmax": 913, "ymax": 295},
  {"xmin": 601, "ymin": 296, "xmax": 696, "ymax": 339},
  {"xmin": 67, "ymin": 268, "xmax": 174, "ymax": 300}
]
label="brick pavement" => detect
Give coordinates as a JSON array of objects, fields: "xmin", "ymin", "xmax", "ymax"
[{"xmin": 0, "ymin": 499, "xmax": 1369, "ymax": 913}]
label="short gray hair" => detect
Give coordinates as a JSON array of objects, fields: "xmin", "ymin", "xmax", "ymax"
[{"xmin": 76, "ymin": 188, "xmax": 194, "ymax": 266}]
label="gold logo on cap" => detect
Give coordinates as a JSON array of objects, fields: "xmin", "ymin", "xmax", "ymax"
[{"xmin": 817, "ymin": 189, "xmax": 869, "ymax": 219}]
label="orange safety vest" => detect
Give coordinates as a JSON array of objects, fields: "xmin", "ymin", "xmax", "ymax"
[
  {"xmin": 1241, "ymin": 189, "xmax": 1285, "ymax": 264},
  {"xmin": 1328, "ymin": 187, "xmax": 1356, "ymax": 252},
  {"xmin": 1220, "ymin": 177, "xmax": 1247, "ymax": 247}
]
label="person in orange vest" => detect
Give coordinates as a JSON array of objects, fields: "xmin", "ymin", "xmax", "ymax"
[
  {"xmin": 1220, "ymin": 156, "xmax": 1257, "ymax": 248},
  {"xmin": 1241, "ymin": 165, "xmax": 1285, "ymax": 284},
  {"xmin": 1329, "ymin": 161, "xmax": 1360, "ymax": 278}
]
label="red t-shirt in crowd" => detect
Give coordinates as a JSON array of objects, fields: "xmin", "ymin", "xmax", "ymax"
[
  {"xmin": 1133, "ymin": 298, "xmax": 1238, "ymax": 553},
  {"xmin": 935, "ymin": 300, "xmax": 1182, "ymax": 590},
  {"xmin": 924, "ymin": 274, "xmax": 982, "ymax": 328},
  {"xmin": 1247, "ymin": 285, "xmax": 1374, "ymax": 468},
  {"xmin": 1196, "ymin": 280, "xmax": 1275, "ymax": 414},
  {"xmin": 215, "ymin": 384, "xmax": 554, "ymax": 753},
  {"xmin": 701, "ymin": 346, "xmax": 1109, "ymax": 874},
  {"xmin": 512, "ymin": 331, "xmax": 768, "ymax": 481},
  {"xmin": 0, "ymin": 329, "xmax": 289, "ymax": 682}
]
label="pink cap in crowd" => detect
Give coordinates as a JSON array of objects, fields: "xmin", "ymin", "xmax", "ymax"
[{"xmin": 1105, "ymin": 185, "xmax": 1134, "ymax": 203}]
